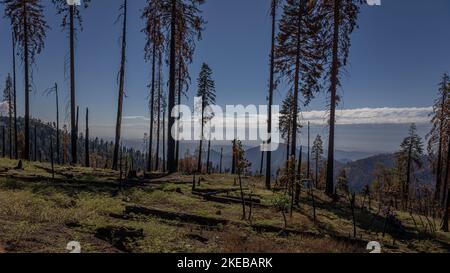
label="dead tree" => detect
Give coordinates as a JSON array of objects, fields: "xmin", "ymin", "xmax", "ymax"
[
  {"xmin": 4, "ymin": 0, "xmax": 49, "ymax": 161},
  {"xmin": 441, "ymin": 137, "xmax": 450, "ymax": 207},
  {"xmin": 294, "ymin": 146, "xmax": 302, "ymax": 205},
  {"xmin": 85, "ymin": 108, "xmax": 90, "ymax": 167},
  {"xmin": 12, "ymin": 32, "xmax": 18, "ymax": 160},
  {"xmin": 52, "ymin": 0, "xmax": 92, "ymax": 165},
  {"xmin": 75, "ymin": 106, "xmax": 79, "ymax": 164},
  {"xmin": 349, "ymin": 193, "xmax": 357, "ymax": 238},
  {"xmin": 50, "ymin": 137, "xmax": 55, "ymax": 180},
  {"xmin": 442, "ymin": 189, "xmax": 450, "ymax": 232},
  {"xmin": 1, "ymin": 126, "xmax": 5, "ymax": 158},
  {"xmin": 265, "ymin": 0, "xmax": 280, "ymax": 190},
  {"xmin": 154, "ymin": 52, "xmax": 162, "ymax": 171},
  {"xmin": 112, "ymin": 0, "xmax": 128, "ymax": 171},
  {"xmin": 4, "ymin": 74, "xmax": 13, "ymax": 159},
  {"xmin": 234, "ymin": 140, "xmax": 250, "ymax": 220},
  {"xmin": 162, "ymin": 105, "xmax": 166, "ymax": 173},
  {"xmin": 34, "ymin": 124, "xmax": 37, "ymax": 161},
  {"xmin": 192, "ymin": 173, "xmax": 196, "ymax": 192},
  {"xmin": 260, "ymin": 148, "xmax": 264, "ymax": 176},
  {"xmin": 119, "ymin": 143, "xmax": 123, "ymax": 185},
  {"xmin": 238, "ymin": 171, "xmax": 246, "ymax": 220},
  {"xmin": 219, "ymin": 147, "xmax": 223, "ymax": 173},
  {"xmin": 310, "ymin": 183, "xmax": 316, "ymax": 223},
  {"xmin": 206, "ymin": 138, "xmax": 211, "ymax": 174},
  {"xmin": 231, "ymin": 140, "xmax": 236, "ymax": 174},
  {"xmin": 307, "ymin": 121, "xmax": 310, "ymax": 179}
]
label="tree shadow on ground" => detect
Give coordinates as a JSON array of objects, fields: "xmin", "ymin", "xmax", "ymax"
[
  {"xmin": 0, "ymin": 172, "xmax": 159, "ymax": 198},
  {"xmin": 296, "ymin": 192, "xmax": 419, "ymax": 242}
]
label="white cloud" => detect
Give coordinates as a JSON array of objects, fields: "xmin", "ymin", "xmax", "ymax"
[
  {"xmin": 301, "ymin": 107, "xmax": 433, "ymax": 125},
  {"xmin": 89, "ymin": 107, "xmax": 433, "ymax": 151},
  {"xmin": 124, "ymin": 106, "xmax": 433, "ymax": 128},
  {"xmin": 123, "ymin": 116, "xmax": 150, "ymax": 121}
]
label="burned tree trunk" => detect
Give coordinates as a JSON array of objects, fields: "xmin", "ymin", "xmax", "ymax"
[
  {"xmin": 175, "ymin": 60, "xmax": 183, "ymax": 171},
  {"xmin": 350, "ymin": 193, "xmax": 357, "ymax": 238},
  {"xmin": 147, "ymin": 43, "xmax": 157, "ymax": 173},
  {"xmin": 315, "ymin": 154, "xmax": 320, "ymax": 188},
  {"xmin": 162, "ymin": 106, "xmax": 166, "ymax": 173},
  {"xmin": 167, "ymin": 0, "xmax": 177, "ymax": 173},
  {"xmin": 238, "ymin": 172, "xmax": 246, "ymax": 220},
  {"xmin": 219, "ymin": 147, "xmax": 223, "ymax": 173},
  {"xmin": 289, "ymin": 0, "xmax": 305, "ymax": 192},
  {"xmin": 85, "ymin": 108, "xmax": 90, "ymax": 167},
  {"xmin": 113, "ymin": 0, "xmax": 128, "ymax": 171},
  {"xmin": 404, "ymin": 143, "xmax": 413, "ymax": 210},
  {"xmin": 7, "ymin": 75, "xmax": 13, "ymax": 159},
  {"xmin": 155, "ymin": 52, "xmax": 162, "ymax": 171},
  {"xmin": 260, "ymin": 149, "xmax": 264, "ymax": 175},
  {"xmin": 119, "ymin": 143, "xmax": 123, "ymax": 185},
  {"xmin": 435, "ymin": 88, "xmax": 447, "ymax": 202},
  {"xmin": 206, "ymin": 138, "xmax": 211, "ymax": 174},
  {"xmin": 286, "ymin": 124, "xmax": 291, "ymax": 170},
  {"xmin": 307, "ymin": 122, "xmax": 310, "ymax": 179},
  {"xmin": 442, "ymin": 189, "xmax": 450, "ymax": 232},
  {"xmin": 34, "ymin": 124, "xmax": 37, "ymax": 161},
  {"xmin": 325, "ymin": 0, "xmax": 341, "ymax": 197},
  {"xmin": 297, "ymin": 146, "xmax": 303, "ymax": 177},
  {"xmin": 74, "ymin": 105, "xmax": 79, "ymax": 164},
  {"xmin": 295, "ymin": 146, "xmax": 302, "ymax": 205},
  {"xmin": 2, "ymin": 126, "xmax": 5, "ymax": 158},
  {"xmin": 308, "ymin": 182, "xmax": 316, "ymax": 223},
  {"xmin": 197, "ymin": 107, "xmax": 205, "ymax": 173},
  {"xmin": 441, "ymin": 137, "xmax": 450, "ymax": 207},
  {"xmin": 24, "ymin": 5, "xmax": 31, "ymax": 161},
  {"xmin": 70, "ymin": 5, "xmax": 77, "ymax": 165},
  {"xmin": 55, "ymin": 83, "xmax": 60, "ymax": 164},
  {"xmin": 12, "ymin": 32, "xmax": 18, "ymax": 160},
  {"xmin": 231, "ymin": 140, "xmax": 236, "ymax": 174},
  {"xmin": 50, "ymin": 137, "xmax": 55, "ymax": 180},
  {"xmin": 265, "ymin": 0, "xmax": 277, "ymax": 190}
]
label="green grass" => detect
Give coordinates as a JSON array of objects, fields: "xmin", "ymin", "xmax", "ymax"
[{"xmin": 0, "ymin": 159, "xmax": 449, "ymax": 253}]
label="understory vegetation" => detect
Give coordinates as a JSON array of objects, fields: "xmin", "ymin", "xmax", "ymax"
[{"xmin": 0, "ymin": 158, "xmax": 449, "ymax": 253}]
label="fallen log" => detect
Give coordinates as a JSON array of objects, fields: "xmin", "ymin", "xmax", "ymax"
[
  {"xmin": 192, "ymin": 188, "xmax": 241, "ymax": 196},
  {"xmin": 143, "ymin": 173, "xmax": 169, "ymax": 180},
  {"xmin": 197, "ymin": 192, "xmax": 262, "ymax": 204},
  {"xmin": 251, "ymin": 224, "xmax": 320, "ymax": 236},
  {"xmin": 191, "ymin": 189, "xmax": 261, "ymax": 203},
  {"xmin": 124, "ymin": 206, "xmax": 229, "ymax": 226}
]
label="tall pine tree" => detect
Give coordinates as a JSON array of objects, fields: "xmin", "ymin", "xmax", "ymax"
[
  {"xmin": 276, "ymin": 0, "xmax": 324, "ymax": 178},
  {"xmin": 320, "ymin": 0, "xmax": 360, "ymax": 196},
  {"xmin": 3, "ymin": 0, "xmax": 49, "ymax": 160},
  {"xmin": 427, "ymin": 73, "xmax": 449, "ymax": 203},
  {"xmin": 196, "ymin": 63, "xmax": 216, "ymax": 173},
  {"xmin": 165, "ymin": 0, "xmax": 205, "ymax": 173},
  {"xmin": 265, "ymin": 0, "xmax": 282, "ymax": 189},
  {"xmin": 142, "ymin": 0, "xmax": 165, "ymax": 172},
  {"xmin": 395, "ymin": 124, "xmax": 424, "ymax": 209},
  {"xmin": 52, "ymin": 0, "xmax": 91, "ymax": 164},
  {"xmin": 112, "ymin": 0, "xmax": 129, "ymax": 170}
]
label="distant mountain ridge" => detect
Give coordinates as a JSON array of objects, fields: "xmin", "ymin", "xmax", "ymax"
[
  {"xmin": 172, "ymin": 142, "xmax": 378, "ymax": 176},
  {"xmin": 339, "ymin": 154, "xmax": 434, "ymax": 192},
  {"xmin": 122, "ymin": 139, "xmax": 436, "ymax": 191},
  {"xmin": 4, "ymin": 118, "xmax": 433, "ymax": 188}
]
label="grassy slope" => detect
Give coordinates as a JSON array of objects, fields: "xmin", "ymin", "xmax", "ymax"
[{"xmin": 0, "ymin": 158, "xmax": 449, "ymax": 253}]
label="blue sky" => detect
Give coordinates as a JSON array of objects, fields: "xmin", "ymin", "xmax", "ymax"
[{"xmin": 0, "ymin": 0, "xmax": 449, "ymax": 152}]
